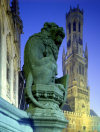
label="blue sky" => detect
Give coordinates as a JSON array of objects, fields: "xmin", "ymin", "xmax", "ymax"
[{"xmin": 19, "ymin": 0, "xmax": 100, "ymax": 116}]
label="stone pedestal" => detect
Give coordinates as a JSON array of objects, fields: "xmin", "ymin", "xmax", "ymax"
[
  {"xmin": 27, "ymin": 108, "xmax": 68, "ymax": 132},
  {"xmin": 26, "ymin": 84, "xmax": 68, "ymax": 132}
]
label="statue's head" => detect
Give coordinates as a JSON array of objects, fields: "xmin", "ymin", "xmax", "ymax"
[{"xmin": 41, "ymin": 22, "xmax": 65, "ymax": 49}]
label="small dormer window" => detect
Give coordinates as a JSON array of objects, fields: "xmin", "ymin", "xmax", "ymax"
[{"xmin": 73, "ymin": 21, "xmax": 76, "ymax": 31}]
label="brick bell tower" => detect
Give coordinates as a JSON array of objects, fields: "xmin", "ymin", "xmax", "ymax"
[{"xmin": 62, "ymin": 6, "xmax": 90, "ymax": 115}]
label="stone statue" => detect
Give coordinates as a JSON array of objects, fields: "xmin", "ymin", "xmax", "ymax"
[{"xmin": 23, "ymin": 22, "xmax": 68, "ymax": 109}]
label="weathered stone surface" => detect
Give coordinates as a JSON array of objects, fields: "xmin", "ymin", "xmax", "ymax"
[
  {"xmin": 0, "ymin": 97, "xmax": 33, "ymax": 132},
  {"xmin": 0, "ymin": 0, "xmax": 23, "ymax": 107},
  {"xmin": 27, "ymin": 107, "xmax": 68, "ymax": 132}
]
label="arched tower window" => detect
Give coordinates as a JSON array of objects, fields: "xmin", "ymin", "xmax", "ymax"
[
  {"xmin": 68, "ymin": 23, "xmax": 71, "ymax": 34},
  {"xmin": 79, "ymin": 22, "xmax": 81, "ymax": 32},
  {"xmin": 73, "ymin": 21, "xmax": 76, "ymax": 31}
]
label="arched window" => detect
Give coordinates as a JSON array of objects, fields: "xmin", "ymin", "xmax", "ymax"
[
  {"xmin": 73, "ymin": 21, "xmax": 76, "ymax": 31},
  {"xmin": 79, "ymin": 22, "xmax": 81, "ymax": 32},
  {"xmin": 68, "ymin": 23, "xmax": 71, "ymax": 34}
]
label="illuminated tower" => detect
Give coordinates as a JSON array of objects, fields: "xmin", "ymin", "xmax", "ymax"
[{"xmin": 62, "ymin": 6, "xmax": 90, "ymax": 115}]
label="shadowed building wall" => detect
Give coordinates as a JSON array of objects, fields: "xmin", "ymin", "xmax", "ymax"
[{"xmin": 0, "ymin": 0, "xmax": 23, "ymax": 107}]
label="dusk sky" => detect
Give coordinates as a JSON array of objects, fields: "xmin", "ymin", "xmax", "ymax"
[{"xmin": 19, "ymin": 0, "xmax": 100, "ymax": 116}]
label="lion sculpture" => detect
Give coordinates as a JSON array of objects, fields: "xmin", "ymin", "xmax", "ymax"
[{"xmin": 23, "ymin": 22, "xmax": 67, "ymax": 109}]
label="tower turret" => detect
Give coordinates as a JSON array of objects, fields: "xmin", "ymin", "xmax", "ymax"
[{"xmin": 66, "ymin": 5, "xmax": 83, "ymax": 57}]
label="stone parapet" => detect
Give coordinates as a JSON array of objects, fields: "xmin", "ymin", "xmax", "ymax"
[{"xmin": 0, "ymin": 97, "xmax": 33, "ymax": 132}]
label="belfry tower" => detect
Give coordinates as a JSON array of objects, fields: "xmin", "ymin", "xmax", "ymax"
[{"xmin": 62, "ymin": 6, "xmax": 90, "ymax": 115}]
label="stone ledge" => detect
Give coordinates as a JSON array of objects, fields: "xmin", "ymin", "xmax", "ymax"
[{"xmin": 0, "ymin": 97, "xmax": 33, "ymax": 132}]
